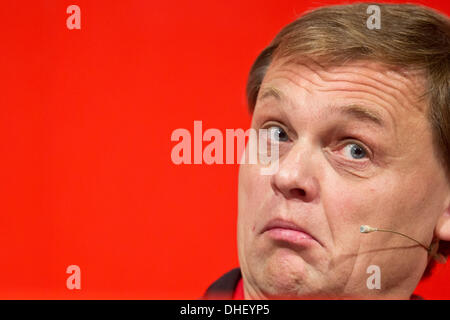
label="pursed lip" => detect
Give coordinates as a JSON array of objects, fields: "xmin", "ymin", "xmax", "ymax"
[{"xmin": 261, "ymin": 218, "xmax": 322, "ymax": 247}]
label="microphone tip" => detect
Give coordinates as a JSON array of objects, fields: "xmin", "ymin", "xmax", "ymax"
[{"xmin": 360, "ymin": 225, "xmax": 376, "ymax": 233}]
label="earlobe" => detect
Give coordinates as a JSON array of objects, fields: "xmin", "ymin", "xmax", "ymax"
[{"xmin": 435, "ymin": 205, "xmax": 450, "ymax": 241}]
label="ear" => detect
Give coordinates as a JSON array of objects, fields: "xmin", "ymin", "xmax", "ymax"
[{"xmin": 435, "ymin": 204, "xmax": 450, "ymax": 241}]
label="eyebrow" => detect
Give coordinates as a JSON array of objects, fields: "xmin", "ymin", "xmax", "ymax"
[
  {"xmin": 258, "ymin": 86, "xmax": 283, "ymax": 102},
  {"xmin": 258, "ymin": 86, "xmax": 387, "ymax": 128},
  {"xmin": 335, "ymin": 104, "xmax": 386, "ymax": 128}
]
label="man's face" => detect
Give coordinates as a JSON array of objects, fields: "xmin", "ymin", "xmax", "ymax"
[{"xmin": 237, "ymin": 57, "xmax": 450, "ymax": 299}]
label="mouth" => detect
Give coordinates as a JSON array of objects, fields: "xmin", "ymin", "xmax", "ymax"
[{"xmin": 261, "ymin": 218, "xmax": 321, "ymax": 247}]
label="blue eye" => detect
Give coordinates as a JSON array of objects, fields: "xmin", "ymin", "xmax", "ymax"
[
  {"xmin": 268, "ymin": 126, "xmax": 289, "ymax": 142},
  {"xmin": 344, "ymin": 143, "xmax": 367, "ymax": 159}
]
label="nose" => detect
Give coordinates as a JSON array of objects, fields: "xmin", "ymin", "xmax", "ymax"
[{"xmin": 270, "ymin": 138, "xmax": 320, "ymax": 203}]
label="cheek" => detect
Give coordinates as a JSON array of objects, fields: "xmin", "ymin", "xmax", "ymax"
[
  {"xmin": 323, "ymin": 182, "xmax": 385, "ymax": 236},
  {"xmin": 238, "ymin": 162, "xmax": 271, "ymax": 236},
  {"xmin": 326, "ymin": 176, "xmax": 419, "ymax": 234},
  {"xmin": 239, "ymin": 162, "xmax": 269, "ymax": 207}
]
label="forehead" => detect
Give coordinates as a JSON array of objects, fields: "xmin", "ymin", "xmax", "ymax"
[{"xmin": 258, "ymin": 56, "xmax": 429, "ymax": 117}]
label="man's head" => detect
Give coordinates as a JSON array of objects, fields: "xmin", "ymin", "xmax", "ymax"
[{"xmin": 237, "ymin": 3, "xmax": 450, "ymax": 299}]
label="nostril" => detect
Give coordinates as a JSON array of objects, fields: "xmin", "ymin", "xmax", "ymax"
[{"xmin": 290, "ymin": 188, "xmax": 306, "ymax": 198}]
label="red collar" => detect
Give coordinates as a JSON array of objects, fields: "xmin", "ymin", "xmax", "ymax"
[{"xmin": 232, "ymin": 277, "xmax": 245, "ymax": 299}]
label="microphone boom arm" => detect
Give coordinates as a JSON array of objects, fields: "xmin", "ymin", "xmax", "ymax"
[
  {"xmin": 372, "ymin": 228, "xmax": 431, "ymax": 252},
  {"xmin": 360, "ymin": 225, "xmax": 447, "ymax": 264}
]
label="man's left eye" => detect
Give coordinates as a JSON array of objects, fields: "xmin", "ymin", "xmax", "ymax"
[
  {"xmin": 268, "ymin": 126, "xmax": 289, "ymax": 142},
  {"xmin": 343, "ymin": 143, "xmax": 367, "ymax": 160}
]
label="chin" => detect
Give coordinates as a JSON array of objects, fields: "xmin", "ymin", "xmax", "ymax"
[{"xmin": 256, "ymin": 251, "xmax": 312, "ymax": 298}]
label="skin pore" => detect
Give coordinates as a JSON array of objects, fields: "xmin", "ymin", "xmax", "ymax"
[{"xmin": 237, "ymin": 56, "xmax": 450, "ymax": 299}]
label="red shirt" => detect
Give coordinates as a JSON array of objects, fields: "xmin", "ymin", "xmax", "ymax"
[{"xmin": 232, "ymin": 277, "xmax": 245, "ymax": 300}]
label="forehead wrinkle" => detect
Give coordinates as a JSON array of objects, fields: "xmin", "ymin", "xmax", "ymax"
[
  {"xmin": 273, "ymin": 58, "xmax": 427, "ymax": 114},
  {"xmin": 315, "ymin": 82, "xmax": 398, "ymax": 111},
  {"xmin": 275, "ymin": 60, "xmax": 329, "ymax": 90},
  {"xmin": 263, "ymin": 67, "xmax": 317, "ymax": 96},
  {"xmin": 328, "ymin": 62, "xmax": 427, "ymax": 107},
  {"xmin": 284, "ymin": 55, "xmax": 425, "ymax": 103},
  {"xmin": 313, "ymin": 67, "xmax": 427, "ymax": 114},
  {"xmin": 269, "ymin": 61, "xmax": 403, "ymax": 113}
]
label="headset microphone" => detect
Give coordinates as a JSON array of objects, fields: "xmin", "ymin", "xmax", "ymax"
[{"xmin": 360, "ymin": 225, "xmax": 447, "ymax": 264}]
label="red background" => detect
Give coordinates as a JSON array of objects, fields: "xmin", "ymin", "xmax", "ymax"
[{"xmin": 0, "ymin": 0, "xmax": 448, "ymax": 299}]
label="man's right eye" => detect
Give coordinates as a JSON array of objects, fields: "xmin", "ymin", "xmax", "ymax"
[{"xmin": 267, "ymin": 125, "xmax": 289, "ymax": 142}]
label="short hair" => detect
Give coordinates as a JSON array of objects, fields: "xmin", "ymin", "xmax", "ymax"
[{"xmin": 245, "ymin": 3, "xmax": 450, "ymax": 274}]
